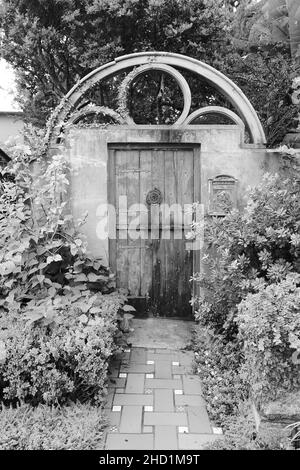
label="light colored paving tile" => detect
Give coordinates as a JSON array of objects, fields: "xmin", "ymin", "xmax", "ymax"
[
  {"xmin": 119, "ymin": 406, "xmax": 143, "ymax": 433},
  {"xmin": 143, "ymin": 426, "xmax": 153, "ymax": 433},
  {"xmin": 154, "ymin": 426, "xmax": 178, "ymax": 450},
  {"xmin": 106, "ymin": 433, "xmax": 154, "ymax": 450},
  {"xmin": 186, "ymin": 406, "xmax": 211, "ymax": 433},
  {"xmin": 113, "ymin": 394, "xmax": 153, "ymax": 406},
  {"xmin": 144, "ymin": 412, "xmax": 188, "ymax": 426},
  {"xmin": 125, "ymin": 373, "xmax": 145, "ymax": 394},
  {"xmin": 178, "ymin": 433, "xmax": 221, "ymax": 450},
  {"xmin": 154, "ymin": 389, "xmax": 174, "ymax": 412}
]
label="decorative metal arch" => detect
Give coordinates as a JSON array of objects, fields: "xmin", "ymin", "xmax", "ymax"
[
  {"xmin": 183, "ymin": 106, "xmax": 246, "ymax": 128},
  {"xmin": 47, "ymin": 52, "xmax": 266, "ymax": 146}
]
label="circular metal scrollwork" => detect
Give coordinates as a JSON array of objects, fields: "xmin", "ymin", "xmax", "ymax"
[{"xmin": 146, "ymin": 188, "xmax": 163, "ymax": 205}]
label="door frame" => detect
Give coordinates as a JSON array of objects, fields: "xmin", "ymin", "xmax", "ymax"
[{"xmin": 107, "ymin": 141, "xmax": 201, "ymax": 312}]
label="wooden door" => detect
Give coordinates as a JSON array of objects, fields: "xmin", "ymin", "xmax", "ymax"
[{"xmin": 108, "ymin": 143, "xmax": 200, "ymax": 317}]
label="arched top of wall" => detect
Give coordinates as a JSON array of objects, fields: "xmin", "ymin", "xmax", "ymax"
[{"xmin": 47, "ymin": 52, "xmax": 266, "ymax": 146}]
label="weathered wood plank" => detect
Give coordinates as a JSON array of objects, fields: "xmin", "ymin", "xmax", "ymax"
[{"xmin": 140, "ymin": 150, "xmax": 152, "ymax": 299}]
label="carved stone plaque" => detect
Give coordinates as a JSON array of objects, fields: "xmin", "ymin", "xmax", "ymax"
[{"xmin": 208, "ymin": 175, "xmax": 237, "ymax": 216}]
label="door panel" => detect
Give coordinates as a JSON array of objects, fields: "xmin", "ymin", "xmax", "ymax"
[{"xmin": 108, "ymin": 143, "xmax": 200, "ymax": 317}]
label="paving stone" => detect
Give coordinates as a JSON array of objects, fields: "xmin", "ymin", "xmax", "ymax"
[
  {"xmin": 130, "ymin": 348, "xmax": 147, "ymax": 364},
  {"xmin": 182, "ymin": 375, "xmax": 202, "ymax": 395},
  {"xmin": 178, "ymin": 351, "xmax": 195, "ymax": 365},
  {"xmin": 108, "ymin": 377, "xmax": 126, "ymax": 389},
  {"xmin": 172, "ymin": 364, "xmax": 193, "ymax": 375},
  {"xmin": 125, "ymin": 373, "xmax": 145, "ymax": 393},
  {"xmin": 145, "ymin": 378, "xmax": 182, "ymax": 389},
  {"xmin": 147, "ymin": 352, "xmax": 175, "ymax": 362},
  {"xmin": 107, "ymin": 411, "xmax": 121, "ymax": 426},
  {"xmin": 178, "ymin": 433, "xmax": 220, "ymax": 450},
  {"xmin": 144, "ymin": 412, "xmax": 188, "ymax": 426},
  {"xmin": 155, "ymin": 348, "xmax": 173, "ymax": 354},
  {"xmin": 175, "ymin": 394, "xmax": 206, "ymax": 407},
  {"xmin": 104, "ymin": 389, "xmax": 115, "ymax": 409},
  {"xmin": 119, "ymin": 406, "xmax": 143, "ymax": 433},
  {"xmin": 186, "ymin": 406, "xmax": 211, "ymax": 433},
  {"xmin": 105, "ymin": 345, "xmax": 213, "ymax": 451},
  {"xmin": 154, "ymin": 426, "xmax": 178, "ymax": 450},
  {"xmin": 143, "ymin": 426, "xmax": 153, "ymax": 433},
  {"xmin": 154, "ymin": 389, "xmax": 174, "ymax": 412},
  {"xmin": 106, "ymin": 433, "xmax": 154, "ymax": 450},
  {"xmin": 155, "ymin": 361, "xmax": 172, "ymax": 379},
  {"xmin": 121, "ymin": 363, "xmax": 154, "ymax": 374},
  {"xmin": 113, "ymin": 394, "xmax": 153, "ymax": 407}
]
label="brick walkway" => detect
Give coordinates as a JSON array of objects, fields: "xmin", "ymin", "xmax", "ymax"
[{"xmin": 104, "ymin": 347, "xmax": 222, "ymax": 450}]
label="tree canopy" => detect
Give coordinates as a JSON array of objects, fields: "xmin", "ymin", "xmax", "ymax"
[{"xmin": 0, "ymin": 0, "xmax": 297, "ymax": 146}]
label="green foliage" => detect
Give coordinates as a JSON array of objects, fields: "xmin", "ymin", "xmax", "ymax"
[
  {"xmin": 204, "ymin": 408, "xmax": 290, "ymax": 450},
  {"xmin": 193, "ymin": 325, "xmax": 248, "ymax": 426},
  {"xmin": 0, "ymin": 0, "xmax": 233, "ymax": 126},
  {"xmin": 0, "ymin": 293, "xmax": 121, "ymax": 405},
  {"xmin": 0, "ymin": 148, "xmax": 126, "ymax": 405},
  {"xmin": 0, "ymin": 0, "xmax": 294, "ymax": 144},
  {"xmin": 193, "ymin": 159, "xmax": 300, "ymax": 430},
  {"xmin": 193, "ymin": 168, "xmax": 300, "ymax": 339},
  {"xmin": 237, "ymin": 274, "xmax": 300, "ymax": 403},
  {"xmin": 0, "ymin": 150, "xmax": 116, "ymax": 310},
  {"xmin": 0, "ymin": 403, "xmax": 106, "ymax": 449}
]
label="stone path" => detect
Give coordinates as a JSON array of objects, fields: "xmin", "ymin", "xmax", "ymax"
[{"xmin": 104, "ymin": 346, "xmax": 222, "ymax": 450}]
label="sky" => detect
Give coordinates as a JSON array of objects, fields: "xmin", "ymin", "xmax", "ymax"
[{"xmin": 0, "ymin": 58, "xmax": 21, "ymax": 111}]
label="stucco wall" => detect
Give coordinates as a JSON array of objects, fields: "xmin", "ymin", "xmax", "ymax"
[{"xmin": 63, "ymin": 125, "xmax": 280, "ymax": 267}]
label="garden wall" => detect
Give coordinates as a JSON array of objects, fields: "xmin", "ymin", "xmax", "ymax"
[{"xmin": 62, "ymin": 125, "xmax": 280, "ymax": 267}]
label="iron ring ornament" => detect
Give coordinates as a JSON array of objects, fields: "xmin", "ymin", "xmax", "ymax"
[{"xmin": 146, "ymin": 188, "xmax": 163, "ymax": 205}]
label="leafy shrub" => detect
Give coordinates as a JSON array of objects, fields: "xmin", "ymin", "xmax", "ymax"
[
  {"xmin": 0, "ymin": 403, "xmax": 106, "ymax": 450},
  {"xmin": 0, "ymin": 148, "xmax": 126, "ymax": 405},
  {"xmin": 192, "ymin": 169, "xmax": 300, "ymax": 340},
  {"xmin": 0, "ymin": 292, "xmax": 123, "ymax": 405},
  {"xmin": 204, "ymin": 408, "xmax": 290, "ymax": 450},
  {"xmin": 237, "ymin": 274, "xmax": 300, "ymax": 404},
  {"xmin": 0, "ymin": 153, "xmax": 116, "ymax": 309},
  {"xmin": 193, "ymin": 325, "xmax": 248, "ymax": 426},
  {"xmin": 192, "ymin": 158, "xmax": 300, "ymax": 432}
]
